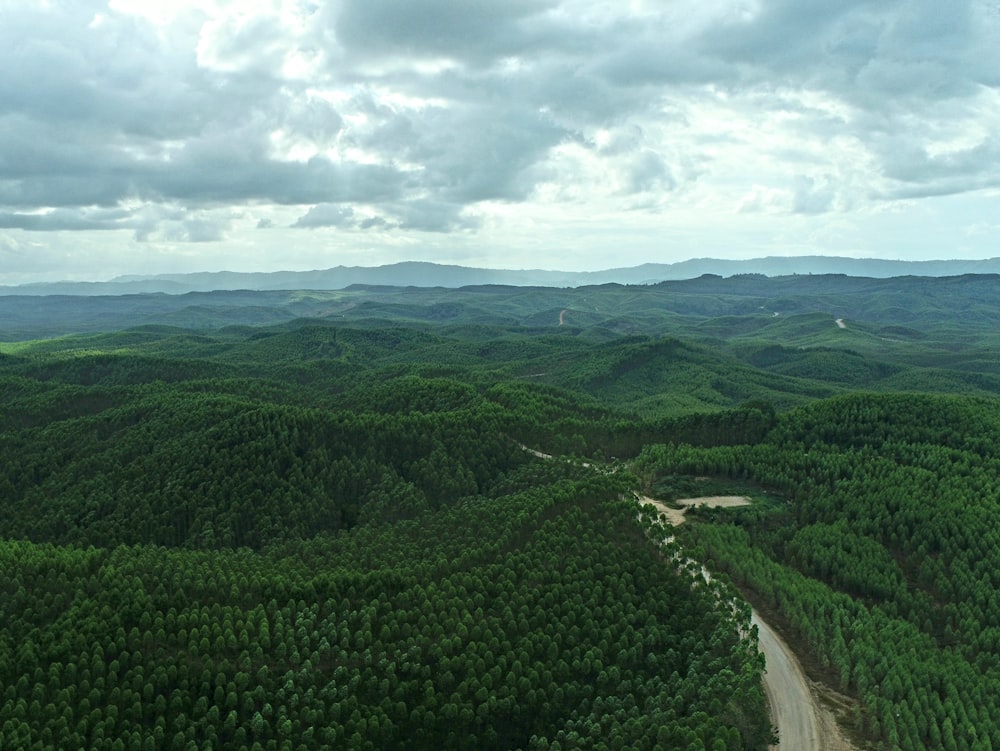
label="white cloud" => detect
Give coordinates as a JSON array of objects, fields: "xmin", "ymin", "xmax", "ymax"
[
  {"xmin": 1, "ymin": 0, "xmax": 1000, "ymax": 283},
  {"xmin": 737, "ymin": 185, "xmax": 789, "ymax": 214}
]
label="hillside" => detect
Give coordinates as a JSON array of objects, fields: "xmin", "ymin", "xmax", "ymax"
[
  {"xmin": 4, "ymin": 275, "xmax": 1000, "ymax": 749},
  {"xmin": 0, "ymin": 322, "xmax": 775, "ymax": 750},
  {"xmin": 4, "ymin": 274, "xmax": 1000, "ymax": 404},
  {"xmin": 635, "ymin": 392, "xmax": 1000, "ymax": 749}
]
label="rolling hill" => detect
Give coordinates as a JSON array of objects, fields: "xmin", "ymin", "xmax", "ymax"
[{"xmin": 4, "ymin": 272, "xmax": 1000, "ymax": 749}]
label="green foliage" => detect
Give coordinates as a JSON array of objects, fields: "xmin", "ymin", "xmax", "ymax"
[
  {"xmin": 11, "ymin": 273, "xmax": 1000, "ymax": 403},
  {"xmin": 10, "ymin": 272, "xmax": 1000, "ymax": 750},
  {"xmin": 637, "ymin": 392, "xmax": 1000, "ymax": 750},
  {"xmin": 0, "ymin": 480, "xmax": 770, "ymax": 750},
  {"xmin": 0, "ymin": 321, "xmax": 776, "ymax": 750}
]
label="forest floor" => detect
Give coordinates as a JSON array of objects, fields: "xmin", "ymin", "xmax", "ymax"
[{"xmin": 640, "ymin": 494, "xmax": 862, "ymax": 751}]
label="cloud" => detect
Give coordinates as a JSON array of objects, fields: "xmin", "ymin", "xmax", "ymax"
[
  {"xmin": 161, "ymin": 215, "xmax": 232, "ymax": 243},
  {"xmin": 889, "ymin": 137, "xmax": 1000, "ymax": 183},
  {"xmin": 737, "ymin": 185, "xmax": 789, "ymax": 214},
  {"xmin": 734, "ymin": 174, "xmax": 843, "ymax": 215},
  {"xmin": 292, "ymin": 199, "xmax": 480, "ymax": 233},
  {"xmin": 328, "ymin": 0, "xmax": 563, "ymax": 66},
  {"xmin": 621, "ymin": 150, "xmax": 675, "ymax": 195},
  {"xmin": 0, "ymin": 207, "xmax": 136, "ymax": 231},
  {"xmin": 391, "ymin": 199, "xmax": 482, "ymax": 232},
  {"xmin": 2, "ymin": 0, "xmax": 1000, "ymax": 282},
  {"xmin": 292, "ymin": 204, "xmax": 357, "ymax": 229},
  {"xmin": 791, "ymin": 175, "xmax": 837, "ymax": 214}
]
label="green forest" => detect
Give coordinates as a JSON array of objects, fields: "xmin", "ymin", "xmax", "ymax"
[{"xmin": 4, "ymin": 273, "xmax": 1000, "ymax": 750}]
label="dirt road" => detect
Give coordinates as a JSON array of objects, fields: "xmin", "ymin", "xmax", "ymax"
[
  {"xmin": 755, "ymin": 611, "xmax": 817, "ymax": 749},
  {"xmin": 755, "ymin": 611, "xmax": 858, "ymax": 750},
  {"xmin": 641, "ymin": 495, "xmax": 858, "ymax": 751}
]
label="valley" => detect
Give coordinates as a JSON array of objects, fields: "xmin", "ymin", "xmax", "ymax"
[{"xmin": 3, "ymin": 272, "xmax": 1000, "ymax": 749}]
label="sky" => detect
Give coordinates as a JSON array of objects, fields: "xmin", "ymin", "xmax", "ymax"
[{"xmin": 2, "ymin": 0, "xmax": 1000, "ymax": 284}]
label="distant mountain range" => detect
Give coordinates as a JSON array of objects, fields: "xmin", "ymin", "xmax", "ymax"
[{"xmin": 7, "ymin": 256, "xmax": 1000, "ymax": 295}]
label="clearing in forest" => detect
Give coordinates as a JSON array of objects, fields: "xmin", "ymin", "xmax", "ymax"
[{"xmin": 639, "ymin": 495, "xmax": 751, "ymax": 526}]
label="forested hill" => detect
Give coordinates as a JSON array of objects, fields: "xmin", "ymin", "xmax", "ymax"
[
  {"xmin": 0, "ymin": 317, "xmax": 781, "ymax": 749},
  {"xmin": 3, "ymin": 272, "xmax": 1000, "ymax": 345},
  {"xmin": 4, "ymin": 274, "xmax": 1000, "ymax": 748},
  {"xmin": 4, "ymin": 273, "xmax": 1000, "ymax": 405},
  {"xmin": 636, "ymin": 392, "xmax": 1000, "ymax": 749}
]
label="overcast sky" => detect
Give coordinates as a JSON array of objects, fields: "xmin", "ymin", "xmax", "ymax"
[{"xmin": 2, "ymin": 0, "xmax": 1000, "ymax": 283}]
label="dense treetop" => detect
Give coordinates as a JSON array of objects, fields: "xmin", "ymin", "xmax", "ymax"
[
  {"xmin": 0, "ymin": 318, "xmax": 779, "ymax": 750},
  {"xmin": 6, "ymin": 274, "xmax": 1000, "ymax": 749}
]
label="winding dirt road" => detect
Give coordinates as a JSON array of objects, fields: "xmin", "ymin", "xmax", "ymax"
[
  {"xmin": 523, "ymin": 439, "xmax": 858, "ymax": 749},
  {"xmin": 522, "ymin": 441, "xmax": 859, "ymax": 751},
  {"xmin": 755, "ymin": 610, "xmax": 857, "ymax": 750},
  {"xmin": 641, "ymin": 496, "xmax": 858, "ymax": 751}
]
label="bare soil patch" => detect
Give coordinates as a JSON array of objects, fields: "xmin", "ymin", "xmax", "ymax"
[
  {"xmin": 640, "ymin": 495, "xmax": 751, "ymax": 526},
  {"xmin": 754, "ymin": 612, "xmax": 860, "ymax": 750},
  {"xmin": 676, "ymin": 495, "xmax": 752, "ymax": 508}
]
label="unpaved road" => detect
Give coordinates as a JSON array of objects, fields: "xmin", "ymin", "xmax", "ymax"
[
  {"xmin": 755, "ymin": 611, "xmax": 816, "ymax": 750},
  {"xmin": 754, "ymin": 611, "xmax": 857, "ymax": 750},
  {"xmin": 642, "ymin": 495, "xmax": 858, "ymax": 751}
]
